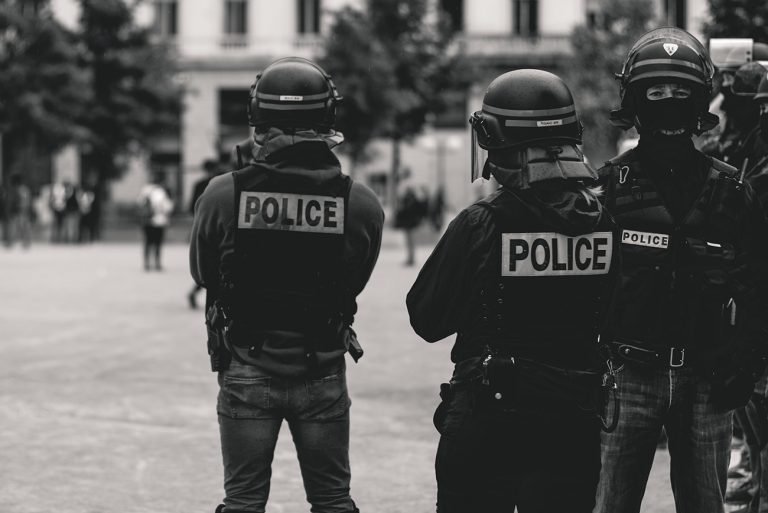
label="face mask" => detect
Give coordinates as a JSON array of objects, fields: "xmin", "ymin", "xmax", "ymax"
[{"xmin": 636, "ymin": 97, "xmax": 697, "ymax": 133}]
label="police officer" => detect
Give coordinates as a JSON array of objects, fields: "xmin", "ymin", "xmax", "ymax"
[
  {"xmin": 704, "ymin": 41, "xmax": 768, "ymax": 167},
  {"xmin": 595, "ymin": 28, "xmax": 768, "ymax": 513},
  {"xmin": 718, "ymin": 61, "xmax": 768, "ymax": 171},
  {"xmin": 749, "ymin": 72, "xmax": 768, "ymax": 206},
  {"xmin": 190, "ymin": 57, "xmax": 384, "ymax": 513},
  {"xmin": 407, "ymin": 69, "xmax": 621, "ymax": 513}
]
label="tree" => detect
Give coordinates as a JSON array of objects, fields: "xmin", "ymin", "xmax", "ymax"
[
  {"xmin": 565, "ymin": 0, "xmax": 656, "ymax": 163},
  {"xmin": 77, "ymin": 0, "xmax": 182, "ymax": 185},
  {"xmin": 321, "ymin": 0, "xmax": 464, "ymax": 206},
  {"xmin": 319, "ymin": 7, "xmax": 395, "ymax": 178},
  {"xmin": 0, "ymin": 0, "xmax": 91, "ymax": 188},
  {"xmin": 704, "ymin": 0, "xmax": 768, "ymax": 42}
]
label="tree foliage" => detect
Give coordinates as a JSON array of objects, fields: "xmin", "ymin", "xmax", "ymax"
[
  {"xmin": 77, "ymin": 0, "xmax": 182, "ymax": 182},
  {"xmin": 566, "ymin": 0, "xmax": 656, "ymax": 163},
  {"xmin": 704, "ymin": 0, "xmax": 768, "ymax": 41},
  {"xmin": 321, "ymin": 0, "xmax": 465, "ymax": 189},
  {"xmin": 319, "ymin": 7, "xmax": 395, "ymax": 170},
  {"xmin": 0, "ymin": 1, "xmax": 91, "ymax": 185},
  {"xmin": 0, "ymin": 0, "xmax": 181, "ymax": 188}
]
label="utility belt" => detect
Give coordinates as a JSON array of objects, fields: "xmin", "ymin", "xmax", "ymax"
[
  {"xmin": 204, "ymin": 299, "xmax": 363, "ymax": 372},
  {"xmin": 612, "ymin": 341, "xmax": 691, "ymax": 369},
  {"xmin": 449, "ymin": 349, "xmax": 619, "ymax": 432}
]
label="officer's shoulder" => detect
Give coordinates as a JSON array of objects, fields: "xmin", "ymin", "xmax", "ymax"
[
  {"xmin": 348, "ymin": 180, "xmax": 385, "ymax": 223},
  {"xmin": 198, "ymin": 172, "xmax": 235, "ymax": 207},
  {"xmin": 597, "ymin": 148, "xmax": 638, "ymax": 177}
]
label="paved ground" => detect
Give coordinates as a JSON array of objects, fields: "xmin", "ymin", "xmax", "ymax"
[{"xmin": 0, "ymin": 235, "xmax": 679, "ymax": 513}]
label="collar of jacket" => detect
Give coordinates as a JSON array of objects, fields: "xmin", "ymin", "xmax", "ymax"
[{"xmin": 251, "ymin": 127, "xmax": 344, "ymax": 162}]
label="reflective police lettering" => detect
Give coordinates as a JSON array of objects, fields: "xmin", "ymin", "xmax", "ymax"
[
  {"xmin": 501, "ymin": 232, "xmax": 613, "ymax": 276},
  {"xmin": 238, "ymin": 191, "xmax": 344, "ymax": 234},
  {"xmin": 621, "ymin": 229, "xmax": 669, "ymax": 249}
]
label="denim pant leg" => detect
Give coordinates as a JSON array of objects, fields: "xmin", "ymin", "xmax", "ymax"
[
  {"xmin": 217, "ymin": 364, "xmax": 284, "ymax": 513},
  {"xmin": 288, "ymin": 369, "xmax": 357, "ymax": 513},
  {"xmin": 595, "ymin": 364, "xmax": 667, "ymax": 513},
  {"xmin": 666, "ymin": 371, "xmax": 732, "ymax": 513}
]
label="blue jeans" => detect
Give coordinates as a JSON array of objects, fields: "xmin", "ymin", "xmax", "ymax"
[
  {"xmin": 216, "ymin": 360, "xmax": 357, "ymax": 513},
  {"xmin": 595, "ymin": 364, "xmax": 733, "ymax": 513}
]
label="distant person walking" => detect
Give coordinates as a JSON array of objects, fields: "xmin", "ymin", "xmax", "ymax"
[
  {"xmin": 187, "ymin": 159, "xmax": 220, "ymax": 308},
  {"xmin": 49, "ymin": 181, "xmax": 67, "ymax": 243},
  {"xmin": 137, "ymin": 173, "xmax": 174, "ymax": 271},
  {"xmin": 394, "ymin": 185, "xmax": 428, "ymax": 266},
  {"xmin": 4, "ymin": 174, "xmax": 33, "ymax": 249},
  {"xmin": 77, "ymin": 187, "xmax": 96, "ymax": 243},
  {"xmin": 62, "ymin": 182, "xmax": 80, "ymax": 243}
]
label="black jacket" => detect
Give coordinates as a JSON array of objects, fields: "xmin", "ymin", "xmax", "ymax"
[{"xmin": 408, "ymin": 167, "xmax": 621, "ymax": 371}]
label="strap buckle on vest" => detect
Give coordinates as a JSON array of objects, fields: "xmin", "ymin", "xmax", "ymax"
[
  {"xmin": 619, "ymin": 165, "xmax": 630, "ymax": 184},
  {"xmin": 669, "ymin": 347, "xmax": 685, "ymax": 368}
]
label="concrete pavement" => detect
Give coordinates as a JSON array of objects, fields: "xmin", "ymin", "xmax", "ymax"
[{"xmin": 0, "ymin": 239, "xmax": 677, "ymax": 513}]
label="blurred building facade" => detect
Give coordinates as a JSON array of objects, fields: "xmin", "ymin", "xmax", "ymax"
[{"xmin": 50, "ymin": 0, "xmax": 708, "ymax": 213}]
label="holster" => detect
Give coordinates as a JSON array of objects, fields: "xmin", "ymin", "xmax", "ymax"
[
  {"xmin": 205, "ymin": 302, "xmax": 231, "ymax": 372},
  {"xmin": 342, "ymin": 326, "xmax": 364, "ymax": 362}
]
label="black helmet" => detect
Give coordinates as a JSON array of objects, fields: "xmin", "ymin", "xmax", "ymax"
[
  {"xmin": 469, "ymin": 69, "xmax": 582, "ymax": 151},
  {"xmin": 756, "ymin": 70, "xmax": 768, "ymax": 103},
  {"xmin": 731, "ymin": 61, "xmax": 768, "ymax": 97},
  {"xmin": 247, "ymin": 57, "xmax": 342, "ymax": 131},
  {"xmin": 469, "ymin": 69, "xmax": 595, "ymax": 183},
  {"xmin": 611, "ymin": 27, "xmax": 717, "ymax": 134}
]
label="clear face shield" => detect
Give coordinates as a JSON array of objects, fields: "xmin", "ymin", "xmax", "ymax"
[{"xmin": 470, "ymin": 127, "xmax": 489, "ymax": 183}]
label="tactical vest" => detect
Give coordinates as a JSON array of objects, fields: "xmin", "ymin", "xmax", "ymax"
[
  {"xmin": 601, "ymin": 149, "xmax": 742, "ymax": 356},
  {"xmin": 459, "ymin": 188, "xmax": 617, "ymax": 368},
  {"xmin": 221, "ymin": 164, "xmax": 352, "ymax": 353}
]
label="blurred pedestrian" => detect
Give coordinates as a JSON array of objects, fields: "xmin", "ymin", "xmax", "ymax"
[
  {"xmin": 428, "ymin": 186, "xmax": 446, "ymax": 232},
  {"xmin": 191, "ymin": 57, "xmax": 383, "ymax": 513},
  {"xmin": 137, "ymin": 172, "xmax": 174, "ymax": 271},
  {"xmin": 4, "ymin": 173, "xmax": 33, "ymax": 249},
  {"xmin": 34, "ymin": 184, "xmax": 53, "ymax": 244},
  {"xmin": 49, "ymin": 181, "xmax": 67, "ymax": 243},
  {"xmin": 62, "ymin": 181, "xmax": 80, "ymax": 243},
  {"xmin": 407, "ymin": 69, "xmax": 621, "ymax": 513},
  {"xmin": 595, "ymin": 28, "xmax": 768, "ymax": 513},
  {"xmin": 394, "ymin": 183, "xmax": 428, "ymax": 266},
  {"xmin": 187, "ymin": 159, "xmax": 221, "ymax": 309},
  {"xmin": 77, "ymin": 186, "xmax": 96, "ymax": 243}
]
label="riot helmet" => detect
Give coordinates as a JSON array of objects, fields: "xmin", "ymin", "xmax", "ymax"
[
  {"xmin": 469, "ymin": 69, "xmax": 594, "ymax": 184},
  {"xmin": 247, "ymin": 57, "xmax": 343, "ymax": 131},
  {"xmin": 722, "ymin": 61, "xmax": 768, "ymax": 132},
  {"xmin": 611, "ymin": 27, "xmax": 717, "ymax": 135},
  {"xmin": 755, "ymin": 71, "xmax": 768, "ymax": 140}
]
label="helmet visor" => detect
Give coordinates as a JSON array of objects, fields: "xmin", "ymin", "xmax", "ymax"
[
  {"xmin": 470, "ymin": 128, "xmax": 488, "ymax": 183},
  {"xmin": 710, "ymin": 38, "xmax": 754, "ymax": 70}
]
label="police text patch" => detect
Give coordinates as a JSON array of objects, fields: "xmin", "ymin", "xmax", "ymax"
[
  {"xmin": 238, "ymin": 192, "xmax": 344, "ymax": 234},
  {"xmin": 621, "ymin": 229, "xmax": 669, "ymax": 249},
  {"xmin": 501, "ymin": 232, "xmax": 613, "ymax": 276}
]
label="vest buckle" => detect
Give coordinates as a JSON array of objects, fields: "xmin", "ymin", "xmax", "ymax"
[{"xmin": 669, "ymin": 347, "xmax": 685, "ymax": 368}]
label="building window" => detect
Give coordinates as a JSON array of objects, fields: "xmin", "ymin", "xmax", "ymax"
[
  {"xmin": 513, "ymin": 0, "xmax": 538, "ymax": 37},
  {"xmin": 664, "ymin": 0, "xmax": 686, "ymax": 29},
  {"xmin": 297, "ymin": 0, "xmax": 321, "ymax": 34},
  {"xmin": 224, "ymin": 0, "xmax": 248, "ymax": 35},
  {"xmin": 154, "ymin": 0, "xmax": 178, "ymax": 37},
  {"xmin": 439, "ymin": 0, "xmax": 463, "ymax": 33}
]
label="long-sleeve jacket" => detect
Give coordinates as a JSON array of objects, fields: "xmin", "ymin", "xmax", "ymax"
[
  {"xmin": 190, "ymin": 129, "xmax": 384, "ymax": 377},
  {"xmin": 408, "ymin": 166, "xmax": 621, "ymax": 371}
]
